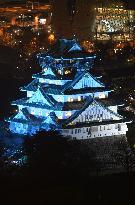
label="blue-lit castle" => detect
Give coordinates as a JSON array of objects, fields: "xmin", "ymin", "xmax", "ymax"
[{"xmin": 8, "ymin": 39, "xmax": 129, "ymax": 139}]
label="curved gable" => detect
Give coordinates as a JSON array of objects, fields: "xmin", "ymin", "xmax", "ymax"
[{"xmin": 73, "ymin": 73, "xmax": 105, "ymax": 89}]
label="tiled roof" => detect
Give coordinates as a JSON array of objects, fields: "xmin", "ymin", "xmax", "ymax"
[
  {"xmin": 12, "ymin": 98, "xmax": 51, "ymax": 109},
  {"xmin": 33, "ymin": 73, "xmax": 57, "ymax": 80},
  {"xmin": 21, "ymin": 79, "xmax": 39, "ymax": 92},
  {"xmin": 64, "ymin": 119, "xmax": 129, "ymax": 129},
  {"xmin": 39, "ymin": 39, "xmax": 96, "ymax": 59},
  {"xmin": 8, "ymin": 108, "xmax": 47, "ymax": 125}
]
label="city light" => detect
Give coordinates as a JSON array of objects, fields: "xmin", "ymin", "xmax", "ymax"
[{"xmin": 48, "ymin": 34, "xmax": 55, "ymax": 44}]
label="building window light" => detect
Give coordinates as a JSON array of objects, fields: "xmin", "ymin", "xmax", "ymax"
[{"xmin": 39, "ymin": 111, "xmax": 42, "ymax": 116}]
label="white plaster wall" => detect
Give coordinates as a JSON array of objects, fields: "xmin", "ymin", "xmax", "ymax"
[
  {"xmin": 51, "ymin": 91, "xmax": 109, "ymax": 103},
  {"xmin": 39, "ymin": 78, "xmax": 71, "ymax": 85},
  {"xmin": 27, "ymin": 91, "xmax": 34, "ymax": 97},
  {"xmin": 108, "ymin": 106, "xmax": 117, "ymax": 113},
  {"xmin": 61, "ymin": 123, "xmax": 128, "ymax": 140}
]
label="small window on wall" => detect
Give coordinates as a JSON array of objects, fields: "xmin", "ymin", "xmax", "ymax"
[
  {"xmin": 65, "ymin": 70, "xmax": 71, "ymax": 75},
  {"xmin": 43, "ymin": 68, "xmax": 47, "ymax": 72},
  {"xmin": 65, "ymin": 112, "xmax": 71, "ymax": 117},
  {"xmin": 40, "ymin": 79, "xmax": 46, "ymax": 83},
  {"xmin": 68, "ymin": 97, "xmax": 73, "ymax": 102},
  {"xmin": 58, "ymin": 70, "xmax": 62, "ymax": 75},
  {"xmin": 39, "ymin": 111, "xmax": 42, "ymax": 116},
  {"xmin": 46, "ymin": 112, "xmax": 49, "ymax": 117},
  {"xmin": 58, "ymin": 115, "xmax": 62, "ymax": 119},
  {"xmin": 99, "ymin": 93, "xmax": 105, "ymax": 99},
  {"xmin": 58, "ymin": 96, "xmax": 62, "ymax": 102},
  {"xmin": 31, "ymin": 110, "xmax": 35, "ymax": 115},
  {"xmin": 78, "ymin": 96, "xmax": 81, "ymax": 101}
]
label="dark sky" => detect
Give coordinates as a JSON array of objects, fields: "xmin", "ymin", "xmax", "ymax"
[
  {"xmin": 0, "ymin": 0, "xmax": 135, "ymax": 8},
  {"xmin": 123, "ymin": 0, "xmax": 135, "ymax": 8}
]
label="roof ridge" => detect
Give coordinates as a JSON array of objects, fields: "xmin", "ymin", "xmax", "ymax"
[
  {"xmin": 40, "ymin": 87, "xmax": 57, "ymax": 105},
  {"xmin": 95, "ymin": 100, "xmax": 123, "ymax": 119}
]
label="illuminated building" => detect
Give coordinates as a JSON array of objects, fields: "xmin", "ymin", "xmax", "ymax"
[
  {"xmin": 8, "ymin": 39, "xmax": 129, "ymax": 139},
  {"xmin": 94, "ymin": 1, "xmax": 135, "ymax": 41}
]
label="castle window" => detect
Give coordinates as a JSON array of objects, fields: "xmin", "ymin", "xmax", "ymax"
[
  {"xmin": 58, "ymin": 115, "xmax": 62, "ymax": 119},
  {"xmin": 65, "ymin": 112, "xmax": 71, "ymax": 117},
  {"xmin": 75, "ymin": 129, "xmax": 77, "ymax": 134},
  {"xmin": 58, "ymin": 70, "xmax": 63, "ymax": 75},
  {"xmin": 68, "ymin": 97, "xmax": 73, "ymax": 102},
  {"xmin": 57, "ymin": 96, "xmax": 62, "ymax": 102},
  {"xmin": 39, "ymin": 111, "xmax": 42, "ymax": 116},
  {"xmin": 78, "ymin": 129, "xmax": 81, "ymax": 133},
  {"xmin": 65, "ymin": 70, "xmax": 71, "ymax": 75},
  {"xmin": 78, "ymin": 96, "xmax": 81, "ymax": 101},
  {"xmin": 99, "ymin": 93, "xmax": 105, "ymax": 99},
  {"xmin": 43, "ymin": 68, "xmax": 47, "ymax": 72},
  {"xmin": 46, "ymin": 112, "xmax": 49, "ymax": 117},
  {"xmin": 70, "ymin": 59, "xmax": 74, "ymax": 63},
  {"xmin": 31, "ymin": 110, "xmax": 35, "ymax": 115}
]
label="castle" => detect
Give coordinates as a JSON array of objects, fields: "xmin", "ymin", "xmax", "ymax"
[{"xmin": 8, "ymin": 39, "xmax": 129, "ymax": 139}]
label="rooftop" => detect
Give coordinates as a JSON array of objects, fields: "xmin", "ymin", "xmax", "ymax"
[{"xmin": 40, "ymin": 39, "xmax": 96, "ymax": 59}]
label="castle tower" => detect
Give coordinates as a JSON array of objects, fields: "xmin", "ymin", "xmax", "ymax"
[{"xmin": 7, "ymin": 39, "xmax": 129, "ymax": 139}]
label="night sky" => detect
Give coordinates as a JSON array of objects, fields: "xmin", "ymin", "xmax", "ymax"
[{"xmin": 0, "ymin": 0, "xmax": 134, "ymax": 9}]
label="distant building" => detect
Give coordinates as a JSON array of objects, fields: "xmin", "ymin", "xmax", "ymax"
[
  {"xmin": 7, "ymin": 39, "xmax": 129, "ymax": 139},
  {"xmin": 94, "ymin": 0, "xmax": 135, "ymax": 42},
  {"xmin": 51, "ymin": 0, "xmax": 135, "ymax": 42},
  {"xmin": 26, "ymin": 0, "xmax": 39, "ymax": 10}
]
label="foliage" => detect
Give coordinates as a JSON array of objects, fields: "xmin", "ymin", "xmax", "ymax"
[{"xmin": 23, "ymin": 131, "xmax": 98, "ymax": 182}]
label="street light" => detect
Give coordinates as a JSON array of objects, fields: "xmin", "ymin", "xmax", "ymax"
[{"xmin": 48, "ymin": 34, "xmax": 55, "ymax": 44}]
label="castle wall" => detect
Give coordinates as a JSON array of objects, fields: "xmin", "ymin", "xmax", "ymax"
[{"xmin": 61, "ymin": 123, "xmax": 128, "ymax": 140}]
